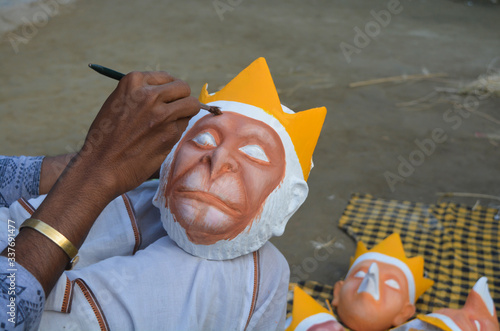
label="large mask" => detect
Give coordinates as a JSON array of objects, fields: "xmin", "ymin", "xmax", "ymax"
[
  {"xmin": 331, "ymin": 233, "xmax": 434, "ymax": 331},
  {"xmin": 153, "ymin": 58, "xmax": 326, "ymax": 260}
]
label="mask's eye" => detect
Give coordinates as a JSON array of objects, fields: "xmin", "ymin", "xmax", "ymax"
[
  {"xmin": 192, "ymin": 132, "xmax": 217, "ymax": 147},
  {"xmin": 239, "ymin": 145, "xmax": 269, "ymax": 163},
  {"xmin": 354, "ymin": 270, "xmax": 366, "ymax": 278},
  {"xmin": 385, "ymin": 279, "xmax": 400, "ymax": 290}
]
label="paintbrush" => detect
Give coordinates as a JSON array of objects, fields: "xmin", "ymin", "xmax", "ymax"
[{"xmin": 88, "ymin": 63, "xmax": 222, "ymax": 116}]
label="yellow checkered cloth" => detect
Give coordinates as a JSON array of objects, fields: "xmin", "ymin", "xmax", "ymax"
[{"xmin": 338, "ymin": 193, "xmax": 500, "ymax": 320}]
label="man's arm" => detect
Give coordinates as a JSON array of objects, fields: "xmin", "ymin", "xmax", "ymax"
[
  {"xmin": 8, "ymin": 71, "xmax": 199, "ymax": 295},
  {"xmin": 39, "ymin": 154, "xmax": 76, "ymax": 195},
  {"xmin": 0, "ymin": 71, "xmax": 199, "ymax": 329}
]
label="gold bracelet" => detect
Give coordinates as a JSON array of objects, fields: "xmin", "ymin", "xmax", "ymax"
[{"xmin": 20, "ymin": 218, "xmax": 79, "ymax": 270}]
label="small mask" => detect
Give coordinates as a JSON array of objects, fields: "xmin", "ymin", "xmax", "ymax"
[{"xmin": 331, "ymin": 233, "xmax": 434, "ymax": 331}]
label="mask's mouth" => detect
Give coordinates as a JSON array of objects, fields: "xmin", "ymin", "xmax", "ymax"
[{"xmin": 175, "ymin": 188, "xmax": 243, "ymax": 216}]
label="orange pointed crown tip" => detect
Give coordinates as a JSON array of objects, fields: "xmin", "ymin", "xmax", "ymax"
[
  {"xmin": 350, "ymin": 233, "xmax": 434, "ymax": 302},
  {"xmin": 199, "ymin": 57, "xmax": 327, "ymax": 181},
  {"xmin": 288, "ymin": 286, "xmax": 334, "ymax": 330}
]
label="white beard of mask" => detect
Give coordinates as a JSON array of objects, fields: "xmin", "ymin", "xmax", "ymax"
[{"xmin": 153, "ymin": 101, "xmax": 309, "ymax": 260}]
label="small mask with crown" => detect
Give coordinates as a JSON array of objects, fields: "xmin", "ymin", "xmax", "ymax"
[
  {"xmin": 414, "ymin": 276, "xmax": 498, "ymax": 331},
  {"xmin": 153, "ymin": 58, "xmax": 326, "ymax": 260},
  {"xmin": 392, "ymin": 276, "xmax": 499, "ymax": 331},
  {"xmin": 331, "ymin": 233, "xmax": 434, "ymax": 331}
]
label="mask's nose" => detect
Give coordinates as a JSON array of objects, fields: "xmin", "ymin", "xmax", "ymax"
[
  {"xmin": 202, "ymin": 146, "xmax": 239, "ymax": 179},
  {"xmin": 357, "ymin": 262, "xmax": 380, "ymax": 301}
]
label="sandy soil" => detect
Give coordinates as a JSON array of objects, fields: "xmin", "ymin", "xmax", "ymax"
[{"xmin": 1, "ymin": 0, "xmax": 499, "ymax": 285}]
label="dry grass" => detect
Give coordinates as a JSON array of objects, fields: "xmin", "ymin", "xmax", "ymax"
[{"xmin": 459, "ymin": 73, "xmax": 500, "ymax": 97}]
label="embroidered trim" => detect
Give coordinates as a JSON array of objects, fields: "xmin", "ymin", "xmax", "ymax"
[
  {"xmin": 18, "ymin": 197, "xmax": 35, "ymax": 215},
  {"xmin": 74, "ymin": 279, "xmax": 110, "ymax": 331},
  {"xmin": 244, "ymin": 250, "xmax": 260, "ymax": 331},
  {"xmin": 122, "ymin": 194, "xmax": 141, "ymax": 254},
  {"xmin": 61, "ymin": 276, "xmax": 73, "ymax": 313}
]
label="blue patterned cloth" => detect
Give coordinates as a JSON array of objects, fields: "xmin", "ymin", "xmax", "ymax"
[
  {"xmin": 0, "ymin": 156, "xmax": 46, "ymax": 330},
  {"xmin": 0, "ymin": 156, "xmax": 43, "ymax": 208},
  {"xmin": 0, "ymin": 258, "xmax": 45, "ymax": 331}
]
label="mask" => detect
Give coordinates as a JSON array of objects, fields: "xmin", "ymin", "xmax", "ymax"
[{"xmin": 153, "ymin": 58, "xmax": 326, "ymax": 260}]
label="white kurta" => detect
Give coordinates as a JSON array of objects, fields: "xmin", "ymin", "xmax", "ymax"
[{"xmin": 0, "ymin": 181, "xmax": 289, "ymax": 331}]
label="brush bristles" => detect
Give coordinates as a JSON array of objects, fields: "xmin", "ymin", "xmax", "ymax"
[
  {"xmin": 200, "ymin": 103, "xmax": 222, "ymax": 116},
  {"xmin": 208, "ymin": 106, "xmax": 222, "ymax": 116}
]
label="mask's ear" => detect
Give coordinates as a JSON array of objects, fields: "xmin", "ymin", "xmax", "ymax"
[
  {"xmin": 287, "ymin": 179, "xmax": 308, "ymax": 217},
  {"xmin": 272, "ymin": 177, "xmax": 308, "ymax": 236},
  {"xmin": 331, "ymin": 280, "xmax": 344, "ymax": 307},
  {"xmin": 392, "ymin": 302, "xmax": 416, "ymax": 327}
]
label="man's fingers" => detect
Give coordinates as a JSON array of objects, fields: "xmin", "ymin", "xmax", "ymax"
[
  {"xmin": 174, "ymin": 116, "xmax": 192, "ymax": 135},
  {"xmin": 151, "ymin": 117, "xmax": 191, "ymax": 166},
  {"xmin": 123, "ymin": 71, "xmax": 178, "ymax": 86},
  {"xmin": 160, "ymin": 117, "xmax": 191, "ymax": 151},
  {"xmin": 152, "ymin": 79, "xmax": 192, "ymax": 103},
  {"xmin": 144, "ymin": 71, "xmax": 178, "ymax": 85},
  {"xmin": 158, "ymin": 96, "xmax": 201, "ymax": 122}
]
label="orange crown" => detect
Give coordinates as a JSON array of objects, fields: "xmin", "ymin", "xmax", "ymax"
[
  {"xmin": 286, "ymin": 286, "xmax": 335, "ymax": 331},
  {"xmin": 199, "ymin": 57, "xmax": 326, "ymax": 181},
  {"xmin": 350, "ymin": 233, "xmax": 434, "ymax": 302}
]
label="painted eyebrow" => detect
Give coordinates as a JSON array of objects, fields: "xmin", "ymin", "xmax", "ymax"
[
  {"xmin": 199, "ymin": 123, "xmax": 276, "ymax": 146},
  {"xmin": 237, "ymin": 129, "xmax": 281, "ymax": 156}
]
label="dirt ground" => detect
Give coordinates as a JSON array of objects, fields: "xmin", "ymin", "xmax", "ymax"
[{"xmin": 1, "ymin": 0, "xmax": 499, "ymax": 286}]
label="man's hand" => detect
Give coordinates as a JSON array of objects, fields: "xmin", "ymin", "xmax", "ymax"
[
  {"xmin": 5, "ymin": 71, "xmax": 200, "ymax": 296},
  {"xmin": 74, "ymin": 71, "xmax": 200, "ymax": 200}
]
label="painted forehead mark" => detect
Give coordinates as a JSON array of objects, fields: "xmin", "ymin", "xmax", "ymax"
[{"xmin": 237, "ymin": 124, "xmax": 279, "ymax": 143}]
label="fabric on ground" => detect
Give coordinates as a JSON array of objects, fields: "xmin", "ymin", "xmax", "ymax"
[
  {"xmin": 338, "ymin": 193, "xmax": 500, "ymax": 321},
  {"xmin": 286, "ymin": 193, "xmax": 499, "ymax": 325}
]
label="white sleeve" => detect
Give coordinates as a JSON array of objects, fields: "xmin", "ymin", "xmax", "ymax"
[{"xmin": 247, "ymin": 242, "xmax": 290, "ymax": 331}]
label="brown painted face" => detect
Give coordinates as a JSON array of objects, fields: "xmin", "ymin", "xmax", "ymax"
[
  {"xmin": 332, "ymin": 260, "xmax": 415, "ymax": 331},
  {"xmin": 164, "ymin": 112, "xmax": 286, "ymax": 245}
]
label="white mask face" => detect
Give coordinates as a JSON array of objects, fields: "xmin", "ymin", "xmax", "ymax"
[{"xmin": 153, "ymin": 102, "xmax": 309, "ymax": 260}]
